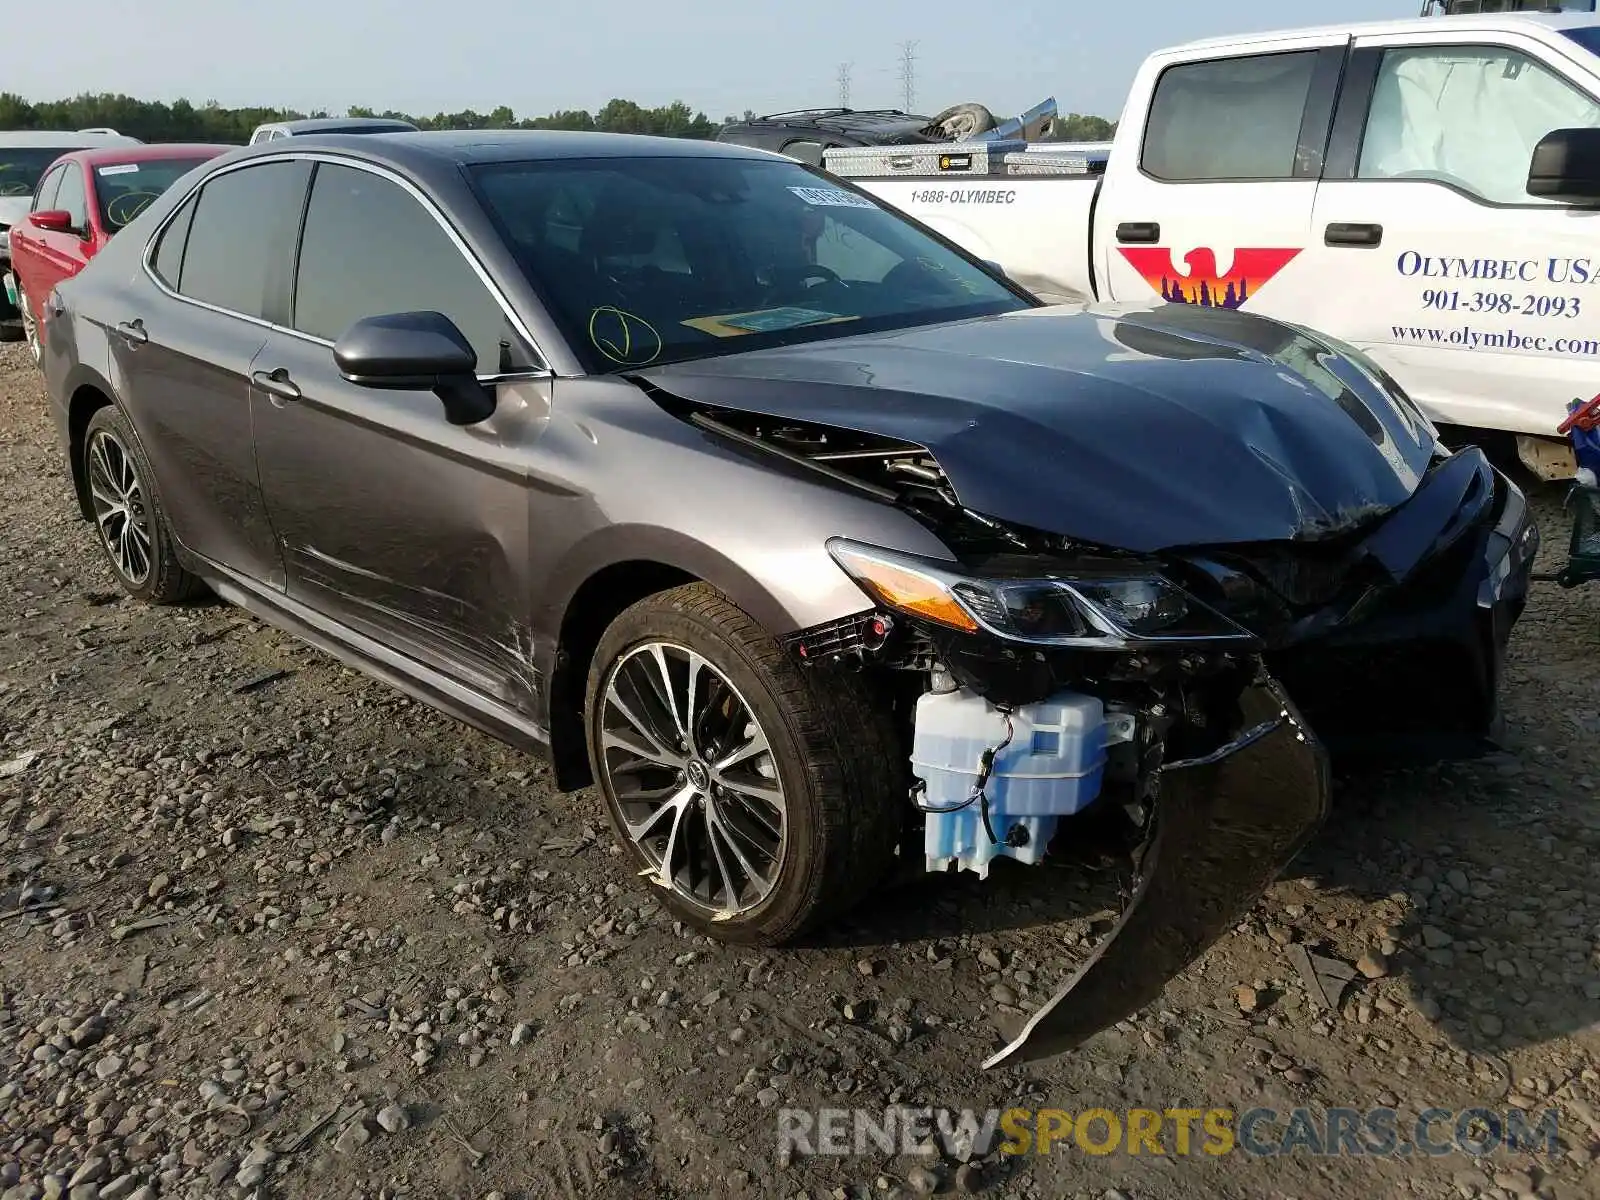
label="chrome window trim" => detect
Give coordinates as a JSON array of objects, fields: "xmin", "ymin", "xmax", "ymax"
[{"xmin": 138, "ymin": 150, "xmax": 555, "ymax": 380}]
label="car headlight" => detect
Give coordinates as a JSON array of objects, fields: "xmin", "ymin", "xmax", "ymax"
[{"xmin": 827, "ymin": 538, "xmax": 1258, "ymax": 648}]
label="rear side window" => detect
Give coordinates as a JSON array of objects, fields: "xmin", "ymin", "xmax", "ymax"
[
  {"xmin": 55, "ymin": 166, "xmax": 88, "ymax": 232},
  {"xmin": 291, "ymin": 162, "xmax": 525, "ymax": 372},
  {"xmin": 151, "ymin": 194, "xmax": 197, "ymax": 287},
  {"xmin": 1142, "ymin": 50, "xmax": 1321, "ymax": 181},
  {"xmin": 177, "ymin": 161, "xmax": 311, "ymax": 319}
]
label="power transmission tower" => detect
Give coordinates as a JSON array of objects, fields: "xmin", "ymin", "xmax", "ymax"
[
  {"xmin": 898, "ymin": 41, "xmax": 918, "ymax": 112},
  {"xmin": 837, "ymin": 62, "xmax": 852, "ymax": 109}
]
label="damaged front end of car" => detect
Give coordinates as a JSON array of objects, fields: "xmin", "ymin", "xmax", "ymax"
[
  {"xmin": 779, "ymin": 529, "xmax": 1331, "ymax": 1068},
  {"xmin": 657, "ymin": 379, "xmax": 1534, "ymax": 1067},
  {"xmin": 668, "ymin": 405, "xmax": 1338, "ymax": 1068}
]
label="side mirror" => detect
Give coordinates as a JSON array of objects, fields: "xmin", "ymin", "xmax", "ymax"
[
  {"xmin": 333, "ymin": 310, "xmax": 495, "ymax": 426},
  {"xmin": 1527, "ymin": 127, "xmax": 1600, "ymax": 206},
  {"xmin": 28, "ymin": 209, "xmax": 72, "ymax": 232},
  {"xmin": 982, "ymin": 258, "xmax": 1007, "ymax": 277}
]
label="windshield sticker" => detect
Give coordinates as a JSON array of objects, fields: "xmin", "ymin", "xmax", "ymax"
[
  {"xmin": 588, "ymin": 306, "xmax": 662, "ymax": 365},
  {"xmin": 682, "ymin": 307, "xmax": 858, "ymax": 338},
  {"xmin": 787, "ymin": 186, "xmax": 877, "ymax": 210},
  {"xmin": 96, "ymin": 164, "xmax": 141, "ymax": 176}
]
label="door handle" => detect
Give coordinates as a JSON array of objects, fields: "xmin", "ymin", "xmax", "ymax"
[
  {"xmin": 114, "ymin": 319, "xmax": 147, "ymax": 346},
  {"xmin": 251, "ymin": 368, "xmax": 301, "ymax": 404},
  {"xmin": 1325, "ymin": 222, "xmax": 1383, "ymax": 248},
  {"xmin": 1116, "ymin": 221, "xmax": 1161, "ymax": 244}
]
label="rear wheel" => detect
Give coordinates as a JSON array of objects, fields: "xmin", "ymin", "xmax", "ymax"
[
  {"xmin": 81, "ymin": 405, "xmax": 202, "ymax": 604},
  {"xmin": 584, "ymin": 583, "xmax": 902, "ymax": 945}
]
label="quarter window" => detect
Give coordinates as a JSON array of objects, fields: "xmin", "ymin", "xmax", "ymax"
[
  {"xmin": 1357, "ymin": 44, "xmax": 1600, "ymax": 204},
  {"xmin": 177, "ymin": 160, "xmax": 311, "ymax": 318},
  {"xmin": 151, "ymin": 194, "xmax": 197, "ymax": 288},
  {"xmin": 55, "ymin": 166, "xmax": 88, "ymax": 233},
  {"xmin": 291, "ymin": 162, "xmax": 525, "ymax": 373},
  {"xmin": 1142, "ymin": 50, "xmax": 1321, "ymax": 181}
]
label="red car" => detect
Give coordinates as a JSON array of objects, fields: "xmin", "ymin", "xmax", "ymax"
[{"xmin": 4, "ymin": 143, "xmax": 230, "ymax": 364}]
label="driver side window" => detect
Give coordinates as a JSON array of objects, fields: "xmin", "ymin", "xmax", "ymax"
[
  {"xmin": 55, "ymin": 166, "xmax": 88, "ymax": 233},
  {"xmin": 1357, "ymin": 44, "xmax": 1600, "ymax": 204}
]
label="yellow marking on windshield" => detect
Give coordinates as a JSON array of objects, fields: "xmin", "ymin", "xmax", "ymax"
[{"xmin": 588, "ymin": 306, "xmax": 663, "ymax": 366}]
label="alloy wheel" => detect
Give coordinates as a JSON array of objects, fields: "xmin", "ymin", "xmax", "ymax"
[
  {"xmin": 86, "ymin": 428, "xmax": 153, "ymax": 586},
  {"xmin": 598, "ymin": 641, "xmax": 787, "ymax": 917},
  {"xmin": 18, "ymin": 287, "xmax": 41, "ymax": 366}
]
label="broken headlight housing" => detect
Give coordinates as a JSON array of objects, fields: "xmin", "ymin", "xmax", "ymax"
[{"xmin": 827, "ymin": 538, "xmax": 1259, "ymax": 648}]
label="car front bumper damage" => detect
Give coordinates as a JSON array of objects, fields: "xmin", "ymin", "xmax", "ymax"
[
  {"xmin": 984, "ymin": 674, "xmax": 1329, "ymax": 1068},
  {"xmin": 785, "ymin": 448, "xmax": 1531, "ymax": 1070}
]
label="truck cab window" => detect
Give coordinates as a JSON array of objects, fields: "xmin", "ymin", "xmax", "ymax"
[
  {"xmin": 1357, "ymin": 44, "xmax": 1600, "ymax": 204},
  {"xmin": 1141, "ymin": 51, "xmax": 1321, "ymax": 181}
]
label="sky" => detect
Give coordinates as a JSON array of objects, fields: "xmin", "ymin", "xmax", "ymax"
[{"xmin": 15, "ymin": 0, "xmax": 1407, "ymax": 123}]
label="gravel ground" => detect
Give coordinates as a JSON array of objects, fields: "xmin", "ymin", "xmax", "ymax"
[{"xmin": 2, "ymin": 338, "xmax": 1598, "ymax": 1200}]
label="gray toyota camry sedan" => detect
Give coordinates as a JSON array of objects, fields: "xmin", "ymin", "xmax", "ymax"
[{"xmin": 38, "ymin": 131, "xmax": 1535, "ymax": 1068}]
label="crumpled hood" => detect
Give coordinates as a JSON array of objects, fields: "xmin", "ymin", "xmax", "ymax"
[{"xmin": 638, "ymin": 303, "xmax": 1439, "ymax": 553}]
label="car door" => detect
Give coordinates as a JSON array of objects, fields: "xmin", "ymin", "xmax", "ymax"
[
  {"xmin": 1096, "ymin": 38, "xmax": 1347, "ymax": 321},
  {"xmin": 1302, "ymin": 29, "xmax": 1600, "ymax": 439},
  {"xmin": 31, "ymin": 162, "xmax": 94, "ymax": 303},
  {"xmin": 6, "ymin": 162, "xmax": 67, "ymax": 315},
  {"xmin": 111, "ymin": 158, "xmax": 312, "ymax": 589},
  {"xmin": 250, "ymin": 158, "xmax": 548, "ymax": 709}
]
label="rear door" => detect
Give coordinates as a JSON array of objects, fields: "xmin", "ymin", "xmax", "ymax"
[
  {"xmin": 1300, "ymin": 28, "xmax": 1600, "ymax": 438},
  {"xmin": 1096, "ymin": 36, "xmax": 1348, "ymax": 320},
  {"xmin": 111, "ymin": 159, "xmax": 312, "ymax": 587}
]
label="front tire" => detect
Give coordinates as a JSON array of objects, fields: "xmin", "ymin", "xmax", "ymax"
[
  {"xmin": 584, "ymin": 584, "xmax": 902, "ymax": 945},
  {"xmin": 16, "ymin": 282, "xmax": 40, "ymax": 365},
  {"xmin": 81, "ymin": 405, "xmax": 202, "ymax": 604}
]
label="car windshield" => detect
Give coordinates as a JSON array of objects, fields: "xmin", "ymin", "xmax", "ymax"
[
  {"xmin": 1562, "ymin": 26, "xmax": 1600, "ymax": 57},
  {"xmin": 0, "ymin": 148, "xmax": 73, "ymax": 198},
  {"xmin": 469, "ymin": 155, "xmax": 1031, "ymax": 371},
  {"xmin": 94, "ymin": 158, "xmax": 212, "ymax": 231}
]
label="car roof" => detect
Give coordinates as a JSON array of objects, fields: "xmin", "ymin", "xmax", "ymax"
[
  {"xmin": 1167, "ymin": 10, "xmax": 1599, "ymax": 52},
  {"xmin": 235, "ymin": 128, "xmax": 778, "ymax": 166},
  {"xmin": 0, "ymin": 130, "xmax": 141, "ymax": 149},
  {"xmin": 261, "ymin": 117, "xmax": 418, "ymax": 133},
  {"xmin": 62, "ymin": 143, "xmax": 235, "ymax": 167}
]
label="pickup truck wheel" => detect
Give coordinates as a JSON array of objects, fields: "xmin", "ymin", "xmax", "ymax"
[
  {"xmin": 585, "ymin": 583, "xmax": 902, "ymax": 946},
  {"xmin": 81, "ymin": 405, "xmax": 202, "ymax": 605}
]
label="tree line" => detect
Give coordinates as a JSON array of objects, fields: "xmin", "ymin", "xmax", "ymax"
[{"xmin": 0, "ymin": 91, "xmax": 1115, "ymax": 145}]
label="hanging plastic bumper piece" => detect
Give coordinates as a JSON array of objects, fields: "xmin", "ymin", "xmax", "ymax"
[{"xmin": 982, "ymin": 676, "xmax": 1331, "ymax": 1069}]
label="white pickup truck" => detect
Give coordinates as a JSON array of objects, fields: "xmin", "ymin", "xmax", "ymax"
[{"xmin": 828, "ymin": 10, "xmax": 1600, "ymax": 477}]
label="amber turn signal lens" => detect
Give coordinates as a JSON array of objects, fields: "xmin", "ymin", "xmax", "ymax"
[{"xmin": 831, "ymin": 550, "xmax": 979, "ymax": 633}]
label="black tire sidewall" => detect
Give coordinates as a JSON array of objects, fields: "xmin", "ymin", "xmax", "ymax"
[{"xmin": 584, "ymin": 589, "xmax": 832, "ymax": 945}]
